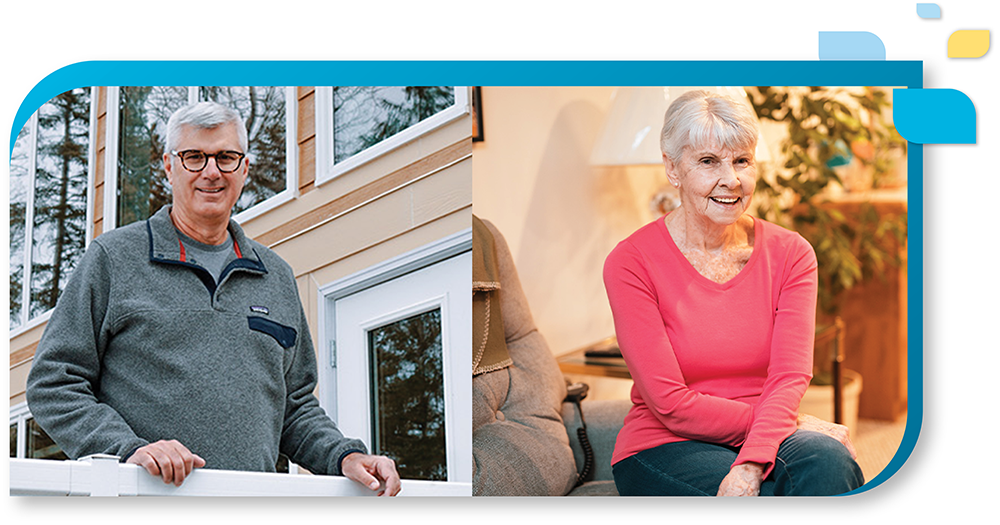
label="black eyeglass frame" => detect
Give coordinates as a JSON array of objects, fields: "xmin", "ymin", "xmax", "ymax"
[{"xmin": 171, "ymin": 149, "xmax": 246, "ymax": 173}]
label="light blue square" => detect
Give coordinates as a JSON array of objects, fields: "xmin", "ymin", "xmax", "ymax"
[{"xmin": 917, "ymin": 3, "xmax": 941, "ymax": 19}]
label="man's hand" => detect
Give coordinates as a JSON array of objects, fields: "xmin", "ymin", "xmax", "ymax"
[
  {"xmin": 341, "ymin": 452, "xmax": 401, "ymax": 496},
  {"xmin": 717, "ymin": 462, "xmax": 764, "ymax": 497},
  {"xmin": 125, "ymin": 439, "xmax": 205, "ymax": 486}
]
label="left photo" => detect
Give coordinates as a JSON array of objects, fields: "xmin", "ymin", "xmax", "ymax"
[{"xmin": 9, "ymin": 85, "xmax": 472, "ymax": 496}]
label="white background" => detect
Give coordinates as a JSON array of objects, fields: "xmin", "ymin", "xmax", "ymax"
[{"xmin": 4, "ymin": 0, "xmax": 997, "ymax": 521}]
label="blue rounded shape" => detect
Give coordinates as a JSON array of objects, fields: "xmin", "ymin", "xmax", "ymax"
[
  {"xmin": 894, "ymin": 88, "xmax": 977, "ymax": 144},
  {"xmin": 916, "ymin": 3, "xmax": 941, "ymax": 19},
  {"xmin": 819, "ymin": 32, "xmax": 887, "ymax": 60}
]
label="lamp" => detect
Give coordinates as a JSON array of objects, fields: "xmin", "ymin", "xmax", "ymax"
[{"xmin": 590, "ymin": 87, "xmax": 771, "ymax": 215}]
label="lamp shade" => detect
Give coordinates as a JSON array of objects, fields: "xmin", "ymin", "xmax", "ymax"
[{"xmin": 590, "ymin": 87, "xmax": 769, "ymax": 166}]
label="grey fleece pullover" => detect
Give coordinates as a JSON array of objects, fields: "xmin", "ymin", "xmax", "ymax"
[{"xmin": 26, "ymin": 205, "xmax": 366, "ymax": 475}]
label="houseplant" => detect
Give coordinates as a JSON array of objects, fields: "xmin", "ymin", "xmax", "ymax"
[{"xmin": 746, "ymin": 86, "xmax": 908, "ymax": 387}]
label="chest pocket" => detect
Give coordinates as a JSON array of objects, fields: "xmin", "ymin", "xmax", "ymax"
[{"xmin": 248, "ymin": 316, "xmax": 297, "ymax": 349}]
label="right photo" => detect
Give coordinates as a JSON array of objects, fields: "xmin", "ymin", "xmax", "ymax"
[{"xmin": 471, "ymin": 86, "xmax": 908, "ymax": 496}]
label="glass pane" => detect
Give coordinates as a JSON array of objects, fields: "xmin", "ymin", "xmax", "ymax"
[
  {"xmin": 275, "ymin": 453, "xmax": 289, "ymax": 474},
  {"xmin": 9, "ymin": 121, "xmax": 31, "ymax": 329},
  {"xmin": 333, "ymin": 87, "xmax": 455, "ymax": 163},
  {"xmin": 10, "ymin": 423, "xmax": 17, "ymax": 458},
  {"xmin": 29, "ymin": 89, "xmax": 91, "ymax": 318},
  {"xmin": 117, "ymin": 86, "xmax": 188, "ymax": 227},
  {"xmin": 27, "ymin": 418, "xmax": 67, "ymax": 460},
  {"xmin": 200, "ymin": 87, "xmax": 287, "ymax": 214},
  {"xmin": 368, "ymin": 308, "xmax": 446, "ymax": 481}
]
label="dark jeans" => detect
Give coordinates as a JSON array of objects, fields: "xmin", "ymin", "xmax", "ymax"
[{"xmin": 612, "ymin": 430, "xmax": 864, "ymax": 496}]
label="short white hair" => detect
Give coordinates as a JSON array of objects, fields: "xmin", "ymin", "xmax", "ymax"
[
  {"xmin": 660, "ymin": 90, "xmax": 759, "ymax": 163},
  {"xmin": 165, "ymin": 101, "xmax": 248, "ymax": 154}
]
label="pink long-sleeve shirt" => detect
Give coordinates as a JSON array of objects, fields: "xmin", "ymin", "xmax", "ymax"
[{"xmin": 603, "ymin": 216, "xmax": 817, "ymax": 476}]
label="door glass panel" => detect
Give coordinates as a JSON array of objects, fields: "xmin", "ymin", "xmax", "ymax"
[{"xmin": 367, "ymin": 308, "xmax": 446, "ymax": 481}]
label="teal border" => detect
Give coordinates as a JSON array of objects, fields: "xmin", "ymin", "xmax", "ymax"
[{"xmin": 8, "ymin": 60, "xmax": 923, "ymax": 496}]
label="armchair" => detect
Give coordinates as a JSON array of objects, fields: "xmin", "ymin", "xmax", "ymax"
[{"xmin": 472, "ymin": 218, "xmax": 630, "ymax": 496}]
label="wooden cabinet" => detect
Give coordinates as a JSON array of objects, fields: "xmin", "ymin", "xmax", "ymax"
[{"xmin": 827, "ymin": 197, "xmax": 908, "ymax": 421}]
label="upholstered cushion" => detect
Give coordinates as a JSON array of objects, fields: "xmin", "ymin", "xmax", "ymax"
[
  {"xmin": 472, "ymin": 219, "xmax": 578, "ymax": 496},
  {"xmin": 561, "ymin": 398, "xmax": 632, "ymax": 496}
]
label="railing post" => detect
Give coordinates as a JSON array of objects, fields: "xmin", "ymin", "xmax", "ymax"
[{"xmin": 78, "ymin": 454, "xmax": 121, "ymax": 497}]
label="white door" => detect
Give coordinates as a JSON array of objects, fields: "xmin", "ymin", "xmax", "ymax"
[{"xmin": 332, "ymin": 250, "xmax": 471, "ymax": 484}]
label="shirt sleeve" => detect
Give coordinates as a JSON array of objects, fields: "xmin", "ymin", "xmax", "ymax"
[
  {"xmin": 278, "ymin": 289, "xmax": 368, "ymax": 476},
  {"xmin": 25, "ymin": 241, "xmax": 150, "ymax": 461},
  {"xmin": 603, "ymin": 240, "xmax": 755, "ymax": 446},
  {"xmin": 731, "ymin": 235, "xmax": 817, "ymax": 476}
]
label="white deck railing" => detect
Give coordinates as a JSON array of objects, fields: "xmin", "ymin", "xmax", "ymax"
[{"xmin": 9, "ymin": 455, "xmax": 471, "ymax": 497}]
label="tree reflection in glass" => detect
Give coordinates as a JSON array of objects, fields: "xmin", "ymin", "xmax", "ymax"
[
  {"xmin": 333, "ymin": 87, "xmax": 455, "ymax": 163},
  {"xmin": 117, "ymin": 86, "xmax": 188, "ymax": 226},
  {"xmin": 199, "ymin": 87, "xmax": 286, "ymax": 214},
  {"xmin": 368, "ymin": 308, "xmax": 447, "ymax": 481},
  {"xmin": 27, "ymin": 418, "xmax": 67, "ymax": 460},
  {"xmin": 30, "ymin": 89, "xmax": 91, "ymax": 318},
  {"xmin": 10, "ymin": 125, "xmax": 30, "ymax": 328}
]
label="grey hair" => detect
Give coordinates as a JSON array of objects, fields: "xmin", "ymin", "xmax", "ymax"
[
  {"xmin": 165, "ymin": 101, "xmax": 248, "ymax": 154},
  {"xmin": 660, "ymin": 90, "xmax": 759, "ymax": 163}
]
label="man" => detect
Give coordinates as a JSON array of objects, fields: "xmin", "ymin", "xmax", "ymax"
[{"xmin": 25, "ymin": 101, "xmax": 401, "ymax": 496}]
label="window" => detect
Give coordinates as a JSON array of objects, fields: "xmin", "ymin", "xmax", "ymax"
[
  {"xmin": 9, "ymin": 404, "xmax": 67, "ymax": 461},
  {"xmin": 9, "ymin": 88, "xmax": 95, "ymax": 333},
  {"xmin": 319, "ymin": 231, "xmax": 471, "ymax": 489},
  {"xmin": 315, "ymin": 86, "xmax": 469, "ymax": 185},
  {"xmin": 108, "ymin": 86, "xmax": 296, "ymax": 230}
]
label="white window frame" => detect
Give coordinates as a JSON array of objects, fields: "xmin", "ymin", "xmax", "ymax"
[
  {"xmin": 314, "ymin": 86, "xmax": 470, "ymax": 187},
  {"xmin": 317, "ymin": 229, "xmax": 472, "ymax": 487},
  {"xmin": 9, "ymin": 87, "xmax": 97, "ymax": 338},
  {"xmin": 10, "ymin": 402, "xmax": 31, "ymax": 459},
  {"xmin": 103, "ymin": 86, "xmax": 298, "ymax": 232}
]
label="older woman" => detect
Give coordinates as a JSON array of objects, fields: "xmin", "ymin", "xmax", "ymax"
[{"xmin": 603, "ymin": 90, "xmax": 864, "ymax": 496}]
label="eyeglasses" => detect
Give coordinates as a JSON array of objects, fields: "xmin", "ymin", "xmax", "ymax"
[{"xmin": 171, "ymin": 150, "xmax": 246, "ymax": 173}]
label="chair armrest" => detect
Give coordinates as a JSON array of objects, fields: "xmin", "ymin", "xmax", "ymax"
[{"xmin": 560, "ymin": 399, "xmax": 631, "ymax": 482}]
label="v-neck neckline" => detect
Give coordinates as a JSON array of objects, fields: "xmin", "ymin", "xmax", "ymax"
[{"xmin": 657, "ymin": 214, "xmax": 762, "ymax": 290}]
